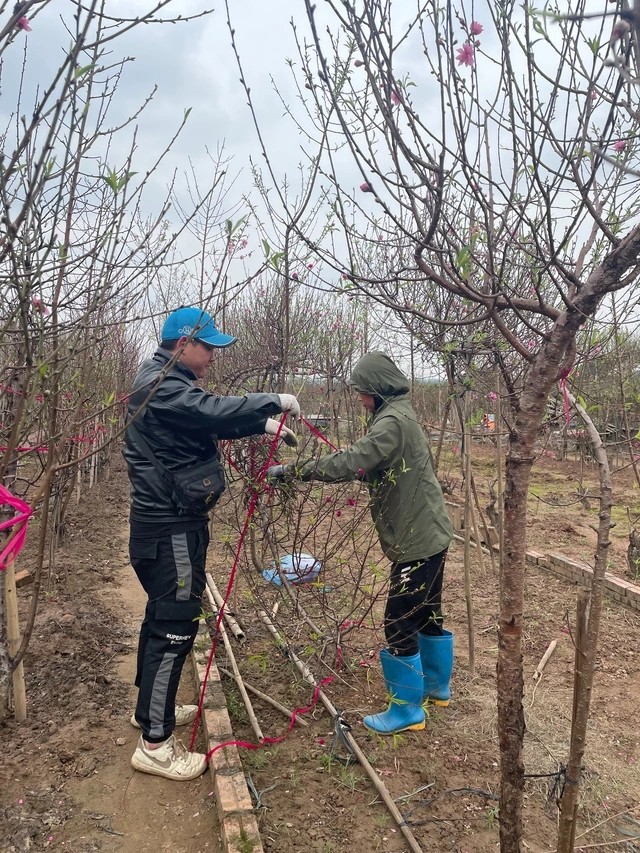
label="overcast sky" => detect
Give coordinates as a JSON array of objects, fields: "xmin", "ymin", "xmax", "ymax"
[{"xmin": 2, "ymin": 2, "xmax": 337, "ymax": 225}]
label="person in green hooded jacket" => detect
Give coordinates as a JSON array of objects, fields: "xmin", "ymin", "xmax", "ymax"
[{"xmin": 267, "ymin": 351, "xmax": 454, "ymax": 735}]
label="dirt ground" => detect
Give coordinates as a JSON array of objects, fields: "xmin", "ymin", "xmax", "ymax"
[
  {"xmin": 0, "ymin": 460, "xmax": 221, "ymax": 853},
  {"xmin": 2, "ymin": 443, "xmax": 640, "ymax": 853}
]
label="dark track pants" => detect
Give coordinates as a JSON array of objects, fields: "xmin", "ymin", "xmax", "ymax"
[
  {"xmin": 384, "ymin": 549, "xmax": 447, "ymax": 656},
  {"xmin": 129, "ymin": 526, "xmax": 208, "ymax": 742}
]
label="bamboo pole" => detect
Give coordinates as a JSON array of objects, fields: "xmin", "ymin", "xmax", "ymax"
[
  {"xmin": 206, "ymin": 574, "xmax": 245, "ymax": 641},
  {"xmin": 204, "ymin": 586, "xmax": 263, "ymax": 741},
  {"xmin": 218, "ymin": 667, "xmax": 309, "ymax": 727},
  {"xmin": 5, "ymin": 559, "xmax": 27, "ymax": 721},
  {"xmin": 257, "ymin": 609, "xmax": 425, "ymax": 853}
]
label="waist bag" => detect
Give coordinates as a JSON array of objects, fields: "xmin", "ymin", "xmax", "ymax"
[{"xmin": 127, "ymin": 421, "xmax": 225, "ymax": 515}]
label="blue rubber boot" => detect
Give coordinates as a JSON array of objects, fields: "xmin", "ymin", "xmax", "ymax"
[
  {"xmin": 363, "ymin": 650, "xmax": 425, "ymax": 735},
  {"xmin": 418, "ymin": 630, "xmax": 454, "ymax": 706}
]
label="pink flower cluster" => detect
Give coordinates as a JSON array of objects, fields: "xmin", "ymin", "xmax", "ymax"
[
  {"xmin": 456, "ymin": 21, "xmax": 483, "ymax": 68},
  {"xmin": 31, "ymin": 298, "xmax": 50, "ymax": 315}
]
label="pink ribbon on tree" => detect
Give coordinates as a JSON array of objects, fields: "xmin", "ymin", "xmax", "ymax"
[{"xmin": 0, "ymin": 485, "xmax": 33, "ymax": 570}]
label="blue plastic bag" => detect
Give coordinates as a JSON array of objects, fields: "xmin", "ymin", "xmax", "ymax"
[{"xmin": 262, "ymin": 552, "xmax": 322, "ymax": 586}]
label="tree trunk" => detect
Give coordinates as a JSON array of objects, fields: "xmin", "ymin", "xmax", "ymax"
[{"xmin": 497, "ymin": 449, "xmax": 530, "ymax": 852}]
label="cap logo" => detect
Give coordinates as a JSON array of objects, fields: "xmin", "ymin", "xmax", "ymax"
[{"xmin": 178, "ymin": 325, "xmax": 194, "ymax": 335}]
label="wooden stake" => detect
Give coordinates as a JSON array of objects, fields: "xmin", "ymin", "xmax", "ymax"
[
  {"xmin": 5, "ymin": 559, "xmax": 27, "ymax": 721},
  {"xmin": 462, "ymin": 395, "xmax": 476, "ymax": 677},
  {"xmin": 568, "ymin": 591, "xmax": 589, "ymax": 851}
]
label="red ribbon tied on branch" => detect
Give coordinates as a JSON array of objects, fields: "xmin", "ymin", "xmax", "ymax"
[{"xmin": 0, "ymin": 485, "xmax": 34, "ymax": 571}]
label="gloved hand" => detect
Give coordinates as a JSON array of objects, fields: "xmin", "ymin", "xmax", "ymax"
[
  {"xmin": 278, "ymin": 393, "xmax": 301, "ymax": 420},
  {"xmin": 265, "ymin": 417, "xmax": 298, "ymax": 447},
  {"xmin": 266, "ymin": 464, "xmax": 290, "ymax": 484}
]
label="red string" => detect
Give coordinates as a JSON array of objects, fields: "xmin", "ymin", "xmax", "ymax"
[
  {"xmin": 0, "ymin": 485, "xmax": 33, "ymax": 570},
  {"xmin": 188, "ymin": 417, "xmax": 288, "ymax": 753},
  {"xmin": 190, "ymin": 413, "xmax": 342, "ymax": 757},
  {"xmin": 300, "ymin": 416, "xmax": 338, "ymax": 451},
  {"xmin": 203, "ymin": 676, "xmax": 334, "ymax": 761}
]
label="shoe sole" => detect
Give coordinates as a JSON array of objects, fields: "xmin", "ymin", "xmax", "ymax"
[
  {"xmin": 427, "ymin": 697, "xmax": 450, "ymax": 707},
  {"xmin": 363, "ymin": 720, "xmax": 425, "ymax": 734},
  {"xmin": 130, "ymin": 754, "xmax": 207, "ymax": 781}
]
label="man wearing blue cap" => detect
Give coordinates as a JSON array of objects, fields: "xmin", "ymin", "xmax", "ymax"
[{"xmin": 123, "ymin": 306, "xmax": 300, "ymax": 780}]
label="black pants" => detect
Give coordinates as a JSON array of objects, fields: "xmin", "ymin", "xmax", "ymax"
[
  {"xmin": 129, "ymin": 525, "xmax": 208, "ymax": 742},
  {"xmin": 384, "ymin": 549, "xmax": 447, "ymax": 656}
]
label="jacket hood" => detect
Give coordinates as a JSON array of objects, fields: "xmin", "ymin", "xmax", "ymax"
[{"xmin": 349, "ymin": 351, "xmax": 410, "ymax": 398}]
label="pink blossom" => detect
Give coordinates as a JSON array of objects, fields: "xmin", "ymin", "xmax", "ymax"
[
  {"xmin": 590, "ymin": 90, "xmax": 597, "ymax": 102},
  {"xmin": 291, "ymin": 272, "xmax": 299, "ymax": 280},
  {"xmin": 354, "ymin": 59, "xmax": 364, "ymax": 67},
  {"xmin": 613, "ymin": 139, "xmax": 626, "ymax": 153},
  {"xmin": 346, "ymin": 497, "xmax": 357, "ymax": 507},
  {"xmin": 17, "ymin": 16, "xmax": 31, "ymax": 31},
  {"xmin": 325, "ymin": 496, "xmax": 333, "ymax": 504},
  {"xmin": 335, "ymin": 510, "xmax": 342, "ymax": 518},
  {"xmin": 307, "ymin": 262, "xmax": 315, "ymax": 269},
  {"xmin": 31, "ymin": 298, "xmax": 51, "ymax": 315},
  {"xmin": 487, "ymin": 391, "xmax": 497, "ymax": 402},
  {"xmin": 456, "ymin": 42, "xmax": 475, "ymax": 67},
  {"xmin": 611, "ymin": 20, "xmax": 631, "ymax": 41},
  {"xmin": 391, "ymin": 90, "xmax": 402, "ymax": 106},
  {"xmin": 470, "ymin": 21, "xmax": 483, "ymax": 36},
  {"xmin": 356, "ymin": 467, "xmax": 366, "ymax": 478},
  {"xmin": 360, "ymin": 182, "xmax": 373, "ymax": 193}
]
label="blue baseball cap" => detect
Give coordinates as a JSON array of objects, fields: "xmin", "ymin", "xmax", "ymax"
[{"xmin": 161, "ymin": 306, "xmax": 236, "ymax": 348}]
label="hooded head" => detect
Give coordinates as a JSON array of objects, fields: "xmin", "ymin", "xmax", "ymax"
[{"xmin": 349, "ymin": 352, "xmax": 410, "ymax": 401}]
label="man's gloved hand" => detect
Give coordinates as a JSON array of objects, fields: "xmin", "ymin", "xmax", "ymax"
[
  {"xmin": 278, "ymin": 393, "xmax": 301, "ymax": 420},
  {"xmin": 265, "ymin": 417, "xmax": 298, "ymax": 447},
  {"xmin": 265, "ymin": 464, "xmax": 291, "ymax": 484}
]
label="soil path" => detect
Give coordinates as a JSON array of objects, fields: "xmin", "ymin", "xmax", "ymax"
[
  {"xmin": 1, "ymin": 459, "xmax": 223, "ymax": 853},
  {"xmin": 61, "ymin": 531, "xmax": 222, "ymax": 853}
]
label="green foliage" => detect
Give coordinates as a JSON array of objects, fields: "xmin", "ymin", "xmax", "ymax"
[
  {"xmin": 225, "ymin": 216, "xmax": 247, "ymax": 237},
  {"xmin": 101, "ymin": 168, "xmax": 137, "ymax": 194},
  {"xmin": 456, "ymin": 246, "xmax": 471, "ymax": 279},
  {"xmin": 74, "ymin": 63, "xmax": 95, "ymax": 80}
]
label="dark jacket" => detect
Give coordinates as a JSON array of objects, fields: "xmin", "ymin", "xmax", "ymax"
[
  {"xmin": 288, "ymin": 352, "xmax": 453, "ymax": 563},
  {"xmin": 124, "ymin": 347, "xmax": 282, "ymax": 523}
]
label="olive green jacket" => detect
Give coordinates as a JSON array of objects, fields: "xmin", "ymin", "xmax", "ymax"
[{"xmin": 287, "ymin": 352, "xmax": 453, "ymax": 563}]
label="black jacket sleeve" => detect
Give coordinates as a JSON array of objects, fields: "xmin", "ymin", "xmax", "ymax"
[{"xmin": 150, "ymin": 380, "xmax": 282, "ymax": 439}]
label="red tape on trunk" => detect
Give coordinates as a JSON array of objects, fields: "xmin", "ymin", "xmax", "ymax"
[{"xmin": 0, "ymin": 485, "xmax": 33, "ymax": 570}]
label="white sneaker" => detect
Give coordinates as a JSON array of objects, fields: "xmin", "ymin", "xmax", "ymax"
[
  {"xmin": 130, "ymin": 734, "xmax": 207, "ymax": 780},
  {"xmin": 130, "ymin": 704, "xmax": 199, "ymax": 729}
]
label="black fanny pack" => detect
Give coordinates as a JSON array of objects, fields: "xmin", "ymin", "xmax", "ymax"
[
  {"xmin": 168, "ymin": 456, "xmax": 225, "ymax": 515},
  {"xmin": 127, "ymin": 422, "xmax": 225, "ymax": 515}
]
